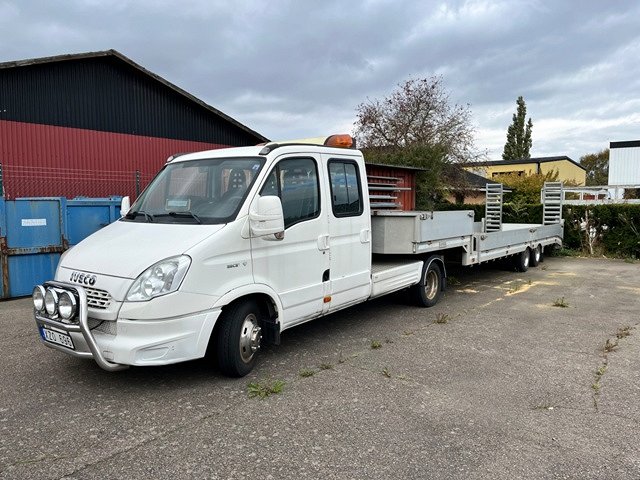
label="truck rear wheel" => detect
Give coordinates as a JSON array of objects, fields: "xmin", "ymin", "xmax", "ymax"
[
  {"xmin": 412, "ymin": 261, "xmax": 443, "ymax": 307},
  {"xmin": 514, "ymin": 248, "xmax": 530, "ymax": 272},
  {"xmin": 530, "ymin": 245, "xmax": 542, "ymax": 267},
  {"xmin": 216, "ymin": 300, "xmax": 263, "ymax": 377}
]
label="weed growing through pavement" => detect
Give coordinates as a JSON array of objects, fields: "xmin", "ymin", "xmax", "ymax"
[
  {"xmin": 603, "ymin": 338, "xmax": 618, "ymax": 354},
  {"xmin": 299, "ymin": 368, "xmax": 315, "ymax": 378},
  {"xmin": 433, "ymin": 313, "xmax": 449, "ymax": 324},
  {"xmin": 616, "ymin": 326, "xmax": 632, "ymax": 339},
  {"xmin": 381, "ymin": 367, "xmax": 391, "ymax": 378},
  {"xmin": 370, "ymin": 340, "xmax": 382, "ymax": 349},
  {"xmin": 552, "ymin": 297, "xmax": 569, "ymax": 308},
  {"xmin": 338, "ymin": 353, "xmax": 346, "ymax": 364},
  {"xmin": 319, "ymin": 363, "xmax": 333, "ymax": 370},
  {"xmin": 509, "ymin": 282, "xmax": 522, "ymax": 293},
  {"xmin": 248, "ymin": 379, "xmax": 285, "ymax": 399}
]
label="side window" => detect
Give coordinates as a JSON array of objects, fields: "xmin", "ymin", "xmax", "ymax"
[
  {"xmin": 259, "ymin": 158, "xmax": 320, "ymax": 229},
  {"xmin": 328, "ymin": 160, "xmax": 363, "ymax": 217}
]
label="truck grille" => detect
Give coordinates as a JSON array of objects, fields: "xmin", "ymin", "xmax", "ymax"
[{"xmin": 85, "ymin": 287, "xmax": 112, "ymax": 309}]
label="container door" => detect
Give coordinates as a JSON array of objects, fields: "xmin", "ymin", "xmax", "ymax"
[
  {"xmin": 251, "ymin": 156, "xmax": 330, "ymax": 326},
  {"xmin": 323, "ymin": 156, "xmax": 371, "ymax": 311},
  {"xmin": 0, "ymin": 198, "xmax": 65, "ymax": 298}
]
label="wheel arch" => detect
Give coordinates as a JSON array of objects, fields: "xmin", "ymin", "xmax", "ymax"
[{"xmin": 425, "ymin": 254, "xmax": 447, "ymax": 291}]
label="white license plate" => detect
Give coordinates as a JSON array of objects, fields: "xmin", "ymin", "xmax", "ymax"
[{"xmin": 41, "ymin": 328, "xmax": 75, "ymax": 350}]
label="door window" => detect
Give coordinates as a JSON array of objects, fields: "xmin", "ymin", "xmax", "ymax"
[
  {"xmin": 328, "ymin": 160, "xmax": 363, "ymax": 217},
  {"xmin": 260, "ymin": 158, "xmax": 320, "ymax": 229}
]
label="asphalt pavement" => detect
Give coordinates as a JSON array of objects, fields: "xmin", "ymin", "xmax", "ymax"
[{"xmin": 0, "ymin": 257, "xmax": 639, "ymax": 479}]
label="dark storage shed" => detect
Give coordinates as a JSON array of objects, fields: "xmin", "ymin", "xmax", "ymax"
[{"xmin": 0, "ymin": 49, "xmax": 268, "ymax": 199}]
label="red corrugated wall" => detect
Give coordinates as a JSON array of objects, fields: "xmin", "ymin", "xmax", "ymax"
[{"xmin": 0, "ymin": 120, "xmax": 231, "ymax": 199}]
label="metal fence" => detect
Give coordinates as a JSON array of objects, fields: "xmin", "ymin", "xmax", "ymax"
[{"xmin": 0, "ymin": 164, "xmax": 155, "ymax": 200}]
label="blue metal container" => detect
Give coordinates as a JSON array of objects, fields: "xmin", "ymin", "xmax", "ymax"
[{"xmin": 0, "ymin": 196, "xmax": 121, "ymax": 298}]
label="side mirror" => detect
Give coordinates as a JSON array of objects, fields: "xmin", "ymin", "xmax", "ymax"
[
  {"xmin": 249, "ymin": 195, "xmax": 285, "ymax": 239},
  {"xmin": 120, "ymin": 196, "xmax": 131, "ymax": 217}
]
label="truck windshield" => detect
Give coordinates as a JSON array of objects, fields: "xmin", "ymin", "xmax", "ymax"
[{"xmin": 123, "ymin": 157, "xmax": 264, "ymax": 224}]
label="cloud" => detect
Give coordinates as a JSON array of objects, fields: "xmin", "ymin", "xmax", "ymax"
[{"xmin": 1, "ymin": 0, "xmax": 639, "ymax": 162}]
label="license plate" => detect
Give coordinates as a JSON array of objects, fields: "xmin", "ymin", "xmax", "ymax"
[{"xmin": 41, "ymin": 328, "xmax": 75, "ymax": 350}]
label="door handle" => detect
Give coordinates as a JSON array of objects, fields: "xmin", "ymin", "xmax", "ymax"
[
  {"xmin": 360, "ymin": 229, "xmax": 370, "ymax": 243},
  {"xmin": 317, "ymin": 234, "xmax": 330, "ymax": 251}
]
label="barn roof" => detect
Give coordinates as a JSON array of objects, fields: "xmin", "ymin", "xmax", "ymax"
[{"xmin": 0, "ymin": 49, "xmax": 268, "ymax": 143}]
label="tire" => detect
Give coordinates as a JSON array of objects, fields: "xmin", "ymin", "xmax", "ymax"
[
  {"xmin": 411, "ymin": 261, "xmax": 444, "ymax": 307},
  {"xmin": 530, "ymin": 245, "xmax": 542, "ymax": 267},
  {"xmin": 216, "ymin": 300, "xmax": 263, "ymax": 377},
  {"xmin": 514, "ymin": 248, "xmax": 530, "ymax": 272}
]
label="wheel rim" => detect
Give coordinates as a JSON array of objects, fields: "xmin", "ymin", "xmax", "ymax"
[
  {"xmin": 535, "ymin": 246, "xmax": 541, "ymax": 262},
  {"xmin": 239, "ymin": 313, "xmax": 262, "ymax": 364},
  {"xmin": 424, "ymin": 269, "xmax": 439, "ymax": 300}
]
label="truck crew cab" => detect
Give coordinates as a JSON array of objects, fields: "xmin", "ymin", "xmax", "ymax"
[{"xmin": 32, "ymin": 135, "xmax": 563, "ymax": 376}]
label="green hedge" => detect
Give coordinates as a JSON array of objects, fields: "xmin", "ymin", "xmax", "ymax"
[{"xmin": 436, "ymin": 203, "xmax": 640, "ymax": 258}]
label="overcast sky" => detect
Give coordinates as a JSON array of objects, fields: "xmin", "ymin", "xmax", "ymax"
[{"xmin": 1, "ymin": 0, "xmax": 639, "ymax": 161}]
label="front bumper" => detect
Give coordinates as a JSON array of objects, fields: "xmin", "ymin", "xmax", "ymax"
[{"xmin": 34, "ymin": 281, "xmax": 221, "ymax": 370}]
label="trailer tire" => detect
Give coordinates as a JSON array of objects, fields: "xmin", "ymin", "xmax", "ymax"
[
  {"xmin": 216, "ymin": 300, "xmax": 263, "ymax": 377},
  {"xmin": 530, "ymin": 245, "xmax": 542, "ymax": 267},
  {"xmin": 412, "ymin": 261, "xmax": 443, "ymax": 308},
  {"xmin": 514, "ymin": 248, "xmax": 530, "ymax": 272}
]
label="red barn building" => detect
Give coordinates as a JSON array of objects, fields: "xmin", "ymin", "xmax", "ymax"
[{"xmin": 0, "ymin": 50, "xmax": 267, "ymax": 199}]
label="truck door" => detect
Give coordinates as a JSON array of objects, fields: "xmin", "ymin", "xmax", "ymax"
[
  {"xmin": 323, "ymin": 155, "xmax": 371, "ymax": 311},
  {"xmin": 250, "ymin": 156, "xmax": 330, "ymax": 326}
]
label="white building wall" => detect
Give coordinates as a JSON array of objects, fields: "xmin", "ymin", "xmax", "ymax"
[{"xmin": 609, "ymin": 144, "xmax": 640, "ymax": 185}]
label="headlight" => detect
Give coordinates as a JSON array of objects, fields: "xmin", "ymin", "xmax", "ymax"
[
  {"xmin": 44, "ymin": 288, "xmax": 59, "ymax": 316},
  {"xmin": 33, "ymin": 286, "xmax": 46, "ymax": 312},
  {"xmin": 126, "ymin": 255, "xmax": 191, "ymax": 302},
  {"xmin": 58, "ymin": 291, "xmax": 77, "ymax": 320}
]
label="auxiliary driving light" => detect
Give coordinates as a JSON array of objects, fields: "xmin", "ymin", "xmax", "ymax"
[
  {"xmin": 44, "ymin": 288, "xmax": 59, "ymax": 316},
  {"xmin": 32, "ymin": 285, "xmax": 46, "ymax": 312},
  {"xmin": 58, "ymin": 291, "xmax": 77, "ymax": 320}
]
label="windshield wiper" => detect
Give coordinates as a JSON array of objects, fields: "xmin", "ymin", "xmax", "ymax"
[
  {"xmin": 125, "ymin": 210, "xmax": 155, "ymax": 222},
  {"xmin": 156, "ymin": 211, "xmax": 203, "ymax": 224}
]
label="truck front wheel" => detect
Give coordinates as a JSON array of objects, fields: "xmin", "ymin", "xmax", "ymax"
[
  {"xmin": 216, "ymin": 300, "xmax": 263, "ymax": 377},
  {"xmin": 412, "ymin": 261, "xmax": 443, "ymax": 307}
]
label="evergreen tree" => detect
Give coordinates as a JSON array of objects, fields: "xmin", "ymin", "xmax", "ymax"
[{"xmin": 502, "ymin": 96, "xmax": 533, "ymax": 160}]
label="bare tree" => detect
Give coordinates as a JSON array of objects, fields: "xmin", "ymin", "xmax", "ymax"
[
  {"xmin": 353, "ymin": 76, "xmax": 479, "ymax": 208},
  {"xmin": 353, "ymin": 76, "xmax": 476, "ymax": 164}
]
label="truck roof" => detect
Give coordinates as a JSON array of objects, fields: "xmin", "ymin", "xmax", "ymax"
[{"xmin": 170, "ymin": 143, "xmax": 362, "ymax": 164}]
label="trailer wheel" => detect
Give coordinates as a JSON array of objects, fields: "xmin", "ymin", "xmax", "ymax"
[
  {"xmin": 530, "ymin": 245, "xmax": 542, "ymax": 267},
  {"xmin": 412, "ymin": 262, "xmax": 443, "ymax": 307},
  {"xmin": 216, "ymin": 300, "xmax": 263, "ymax": 377},
  {"xmin": 514, "ymin": 248, "xmax": 530, "ymax": 272}
]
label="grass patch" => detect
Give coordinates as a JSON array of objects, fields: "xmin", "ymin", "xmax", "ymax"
[
  {"xmin": 299, "ymin": 368, "xmax": 315, "ymax": 378},
  {"xmin": 433, "ymin": 313, "xmax": 450, "ymax": 324},
  {"xmin": 248, "ymin": 379, "xmax": 285, "ymax": 399},
  {"xmin": 623, "ymin": 257, "xmax": 637, "ymax": 264},
  {"xmin": 552, "ymin": 297, "xmax": 569, "ymax": 308},
  {"xmin": 550, "ymin": 247, "xmax": 581, "ymax": 257},
  {"xmin": 447, "ymin": 276, "xmax": 461, "ymax": 286},
  {"xmin": 370, "ymin": 340, "xmax": 382, "ymax": 349},
  {"xmin": 319, "ymin": 362, "xmax": 333, "ymax": 370}
]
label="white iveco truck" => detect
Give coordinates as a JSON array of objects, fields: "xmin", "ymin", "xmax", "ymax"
[{"xmin": 32, "ymin": 135, "xmax": 564, "ymax": 376}]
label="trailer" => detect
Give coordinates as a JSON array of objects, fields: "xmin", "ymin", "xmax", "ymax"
[{"xmin": 31, "ymin": 135, "xmax": 563, "ymax": 376}]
